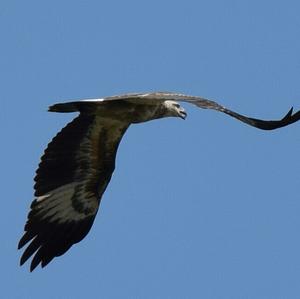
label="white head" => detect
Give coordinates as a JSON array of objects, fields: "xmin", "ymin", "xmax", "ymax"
[{"xmin": 163, "ymin": 100, "xmax": 187, "ymax": 119}]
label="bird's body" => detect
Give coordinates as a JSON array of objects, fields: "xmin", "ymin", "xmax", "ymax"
[{"xmin": 18, "ymin": 92, "xmax": 300, "ymax": 271}]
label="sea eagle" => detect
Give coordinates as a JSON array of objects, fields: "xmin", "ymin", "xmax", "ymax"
[{"xmin": 18, "ymin": 92, "xmax": 300, "ymax": 271}]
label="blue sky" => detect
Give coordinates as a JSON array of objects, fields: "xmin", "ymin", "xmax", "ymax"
[{"xmin": 2, "ymin": 0, "xmax": 300, "ymax": 298}]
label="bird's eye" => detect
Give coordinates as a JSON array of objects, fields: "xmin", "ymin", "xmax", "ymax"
[{"xmin": 174, "ymin": 103, "xmax": 180, "ymax": 108}]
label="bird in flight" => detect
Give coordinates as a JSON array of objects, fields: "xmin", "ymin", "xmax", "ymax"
[{"xmin": 18, "ymin": 92, "xmax": 300, "ymax": 271}]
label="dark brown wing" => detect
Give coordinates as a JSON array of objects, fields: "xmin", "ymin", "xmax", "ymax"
[
  {"xmin": 18, "ymin": 113, "xmax": 129, "ymax": 271},
  {"xmin": 182, "ymin": 97, "xmax": 300, "ymax": 130}
]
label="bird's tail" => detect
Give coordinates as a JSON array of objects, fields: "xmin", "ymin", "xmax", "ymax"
[{"xmin": 48, "ymin": 102, "xmax": 81, "ymax": 113}]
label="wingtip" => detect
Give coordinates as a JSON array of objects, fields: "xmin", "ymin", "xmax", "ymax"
[
  {"xmin": 20, "ymin": 255, "xmax": 27, "ymax": 267},
  {"xmin": 283, "ymin": 107, "xmax": 294, "ymax": 120},
  {"xmin": 18, "ymin": 238, "xmax": 25, "ymax": 250},
  {"xmin": 285, "ymin": 106, "xmax": 300, "ymax": 123},
  {"xmin": 19, "ymin": 256, "xmax": 39, "ymax": 272},
  {"xmin": 30, "ymin": 264, "xmax": 36, "ymax": 272}
]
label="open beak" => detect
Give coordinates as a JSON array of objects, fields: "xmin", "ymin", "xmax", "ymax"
[{"xmin": 179, "ymin": 109, "xmax": 187, "ymax": 120}]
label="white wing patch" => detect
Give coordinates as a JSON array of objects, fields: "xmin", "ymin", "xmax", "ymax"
[
  {"xmin": 33, "ymin": 183, "xmax": 99, "ymax": 224},
  {"xmin": 36, "ymin": 194, "xmax": 51, "ymax": 202},
  {"xmin": 81, "ymin": 98, "xmax": 104, "ymax": 102}
]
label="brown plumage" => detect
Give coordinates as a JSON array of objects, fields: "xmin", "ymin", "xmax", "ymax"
[{"xmin": 18, "ymin": 92, "xmax": 300, "ymax": 271}]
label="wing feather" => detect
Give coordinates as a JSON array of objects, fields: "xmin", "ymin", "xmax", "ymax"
[{"xmin": 19, "ymin": 113, "xmax": 129, "ymax": 271}]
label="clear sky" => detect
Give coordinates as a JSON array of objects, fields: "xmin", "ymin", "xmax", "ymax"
[{"xmin": 2, "ymin": 0, "xmax": 300, "ymax": 298}]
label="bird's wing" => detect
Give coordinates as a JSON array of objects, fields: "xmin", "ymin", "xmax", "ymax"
[
  {"xmin": 178, "ymin": 94, "xmax": 300, "ymax": 130},
  {"xmin": 18, "ymin": 113, "xmax": 129, "ymax": 271},
  {"xmin": 104, "ymin": 92, "xmax": 300, "ymax": 130}
]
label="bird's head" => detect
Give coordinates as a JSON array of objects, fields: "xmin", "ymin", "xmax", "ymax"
[{"xmin": 163, "ymin": 100, "xmax": 187, "ymax": 120}]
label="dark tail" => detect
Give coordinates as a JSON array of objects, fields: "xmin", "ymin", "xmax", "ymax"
[{"xmin": 48, "ymin": 101, "xmax": 83, "ymax": 113}]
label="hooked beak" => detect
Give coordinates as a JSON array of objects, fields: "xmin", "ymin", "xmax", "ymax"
[{"xmin": 179, "ymin": 109, "xmax": 187, "ymax": 120}]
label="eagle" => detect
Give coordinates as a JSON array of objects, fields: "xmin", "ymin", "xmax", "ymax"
[{"xmin": 18, "ymin": 92, "xmax": 300, "ymax": 271}]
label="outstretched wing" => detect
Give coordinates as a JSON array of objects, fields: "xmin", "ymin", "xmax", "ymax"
[
  {"xmin": 103, "ymin": 92, "xmax": 300, "ymax": 130},
  {"xmin": 178, "ymin": 95, "xmax": 300, "ymax": 130},
  {"xmin": 18, "ymin": 113, "xmax": 129, "ymax": 271}
]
